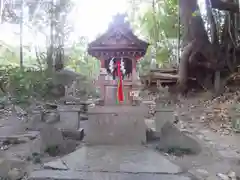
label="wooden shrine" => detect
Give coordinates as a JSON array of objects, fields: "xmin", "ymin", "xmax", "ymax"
[{"xmin": 87, "ymin": 14, "xmax": 149, "ymax": 105}]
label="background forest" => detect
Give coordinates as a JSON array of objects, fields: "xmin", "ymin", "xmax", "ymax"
[
  {"xmin": 0, "ymin": 0, "xmax": 180, "ymax": 73},
  {"xmin": 0, "ymin": 0, "xmax": 239, "ymax": 102},
  {"xmin": 0, "ymin": 0, "xmax": 180, "ymax": 103}
]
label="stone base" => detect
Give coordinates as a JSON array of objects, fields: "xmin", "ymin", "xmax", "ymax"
[
  {"xmin": 42, "ymin": 145, "xmax": 182, "ymax": 174},
  {"xmin": 29, "ymin": 170, "xmax": 191, "ymax": 180},
  {"xmin": 84, "ymin": 105, "xmax": 148, "ymax": 145}
]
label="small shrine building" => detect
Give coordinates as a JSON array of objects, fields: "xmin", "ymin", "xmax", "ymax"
[{"xmin": 87, "ymin": 14, "xmax": 149, "ymax": 105}]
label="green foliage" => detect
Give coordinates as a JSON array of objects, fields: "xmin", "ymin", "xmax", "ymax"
[
  {"xmin": 156, "ymin": 47, "xmax": 170, "ymax": 65},
  {"xmin": 0, "ymin": 0, "xmax": 181, "ymax": 102},
  {"xmin": 138, "ymin": 0, "xmax": 178, "ymax": 41},
  {"xmin": 0, "ymin": 0, "xmax": 98, "ymax": 104},
  {"xmin": 128, "ymin": 0, "xmax": 179, "ymax": 70},
  {"xmin": 66, "ymin": 37, "xmax": 100, "ymax": 79},
  {"xmin": 0, "ymin": 36, "xmax": 99, "ymax": 103},
  {"xmin": 0, "ymin": 66, "xmax": 50, "ymax": 103}
]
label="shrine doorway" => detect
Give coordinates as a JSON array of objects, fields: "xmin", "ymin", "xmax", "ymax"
[{"xmin": 103, "ymin": 57, "xmax": 134, "ymax": 105}]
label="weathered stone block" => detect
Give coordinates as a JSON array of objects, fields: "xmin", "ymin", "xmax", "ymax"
[
  {"xmin": 156, "ymin": 122, "xmax": 201, "ymax": 155},
  {"xmin": 0, "ymin": 158, "xmax": 27, "ymax": 180},
  {"xmin": 40, "ymin": 125, "xmax": 64, "ymax": 152},
  {"xmin": 79, "ymin": 113, "xmax": 88, "ymax": 121},
  {"xmin": 155, "ymin": 108, "xmax": 175, "ymax": 133},
  {"xmin": 61, "ymin": 128, "xmax": 84, "ymax": 141},
  {"xmin": 43, "ymin": 111, "xmax": 60, "ymax": 124},
  {"xmin": 59, "ymin": 111, "xmax": 79, "ymax": 130},
  {"xmin": 84, "ymin": 105, "xmax": 148, "ymax": 145}
]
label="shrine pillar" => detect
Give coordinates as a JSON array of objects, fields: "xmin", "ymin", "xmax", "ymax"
[
  {"xmin": 97, "ymin": 59, "xmax": 106, "ymax": 104},
  {"xmin": 131, "ymin": 58, "xmax": 138, "ymax": 83},
  {"xmin": 130, "ymin": 58, "xmax": 139, "ymax": 105}
]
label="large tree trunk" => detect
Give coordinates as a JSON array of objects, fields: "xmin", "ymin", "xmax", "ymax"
[
  {"xmin": 178, "ymin": 0, "xmax": 218, "ymax": 93},
  {"xmin": 210, "ymin": 0, "xmax": 239, "ymax": 13},
  {"xmin": 180, "ymin": 0, "xmax": 209, "ymax": 44}
]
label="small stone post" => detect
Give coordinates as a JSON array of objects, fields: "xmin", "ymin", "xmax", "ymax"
[{"xmin": 155, "ymin": 86, "xmax": 175, "ymax": 133}]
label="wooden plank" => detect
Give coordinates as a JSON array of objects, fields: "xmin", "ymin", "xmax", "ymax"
[
  {"xmin": 150, "ymin": 68, "xmax": 177, "ymax": 73},
  {"xmin": 151, "ymin": 79, "xmax": 177, "ymax": 83}
]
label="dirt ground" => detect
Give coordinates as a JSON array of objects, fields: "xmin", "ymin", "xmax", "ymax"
[
  {"xmin": 1, "ymin": 91, "xmax": 240, "ymax": 179},
  {"xmin": 165, "ymin": 91, "xmax": 240, "ymax": 179},
  {"xmin": 0, "ymin": 104, "xmax": 82, "ymax": 179}
]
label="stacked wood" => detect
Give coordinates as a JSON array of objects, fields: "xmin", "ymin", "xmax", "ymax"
[
  {"xmin": 140, "ymin": 69, "xmax": 178, "ymax": 88},
  {"xmin": 140, "ymin": 68, "xmax": 196, "ymax": 89},
  {"xmin": 149, "ymin": 68, "xmax": 178, "ymax": 74}
]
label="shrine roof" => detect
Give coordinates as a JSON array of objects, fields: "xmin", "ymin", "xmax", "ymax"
[{"xmin": 87, "ymin": 14, "xmax": 149, "ymax": 58}]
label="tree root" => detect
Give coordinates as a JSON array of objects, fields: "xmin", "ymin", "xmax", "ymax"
[
  {"xmin": 178, "ymin": 39, "xmax": 217, "ymax": 94},
  {"xmin": 178, "ymin": 40, "xmax": 196, "ymax": 93}
]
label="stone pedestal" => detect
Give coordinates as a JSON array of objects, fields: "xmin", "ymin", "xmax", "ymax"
[
  {"xmin": 155, "ymin": 107, "xmax": 175, "ymax": 133},
  {"xmin": 84, "ymin": 105, "xmax": 148, "ymax": 145}
]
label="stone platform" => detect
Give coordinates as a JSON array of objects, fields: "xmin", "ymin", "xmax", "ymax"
[
  {"xmin": 29, "ymin": 145, "xmax": 192, "ymax": 180},
  {"xmin": 84, "ymin": 105, "xmax": 148, "ymax": 145},
  {"xmin": 29, "ymin": 170, "xmax": 191, "ymax": 180}
]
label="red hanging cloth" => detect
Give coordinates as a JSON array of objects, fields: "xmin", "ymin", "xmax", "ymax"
[{"xmin": 117, "ymin": 61, "xmax": 124, "ymax": 103}]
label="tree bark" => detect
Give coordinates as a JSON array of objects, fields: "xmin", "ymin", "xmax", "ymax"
[
  {"xmin": 178, "ymin": 0, "xmax": 218, "ymax": 93},
  {"xmin": 206, "ymin": 0, "xmax": 218, "ymax": 45},
  {"xmin": 179, "ymin": 0, "xmax": 209, "ymax": 44},
  {"xmin": 178, "ymin": 40, "xmax": 196, "ymax": 92},
  {"xmin": 210, "ymin": 0, "xmax": 239, "ymax": 13}
]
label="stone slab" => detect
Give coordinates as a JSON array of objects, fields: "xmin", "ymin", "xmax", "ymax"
[
  {"xmin": 44, "ymin": 159, "xmax": 68, "ymax": 170},
  {"xmin": 85, "ymin": 106, "xmax": 148, "ymax": 145},
  {"xmin": 46, "ymin": 145, "xmax": 182, "ymax": 174},
  {"xmin": 29, "ymin": 170, "xmax": 192, "ymax": 180},
  {"xmin": 0, "ymin": 131, "xmax": 39, "ymax": 141}
]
